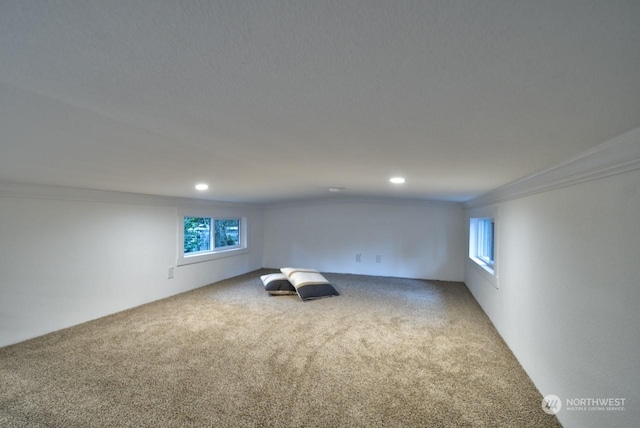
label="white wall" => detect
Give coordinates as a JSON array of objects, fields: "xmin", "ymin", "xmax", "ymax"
[
  {"xmin": 263, "ymin": 199, "xmax": 465, "ymax": 281},
  {"xmin": 0, "ymin": 185, "xmax": 264, "ymax": 347},
  {"xmin": 464, "ymin": 130, "xmax": 640, "ymax": 428}
]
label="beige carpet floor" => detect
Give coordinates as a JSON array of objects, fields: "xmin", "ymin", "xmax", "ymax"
[{"xmin": 0, "ymin": 270, "xmax": 561, "ymax": 427}]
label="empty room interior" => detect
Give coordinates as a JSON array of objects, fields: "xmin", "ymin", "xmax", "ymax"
[{"xmin": 1, "ymin": 1, "xmax": 639, "ymax": 427}]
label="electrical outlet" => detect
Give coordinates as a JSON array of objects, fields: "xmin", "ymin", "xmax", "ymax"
[
  {"xmin": 356, "ymin": 253, "xmax": 362, "ymax": 263},
  {"xmin": 376, "ymin": 255, "xmax": 382, "ymax": 263},
  {"xmin": 168, "ymin": 266, "xmax": 174, "ymax": 279}
]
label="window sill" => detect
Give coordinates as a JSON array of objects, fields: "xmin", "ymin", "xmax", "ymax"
[
  {"xmin": 177, "ymin": 247, "xmax": 249, "ymax": 266},
  {"xmin": 468, "ymin": 257, "xmax": 499, "ymax": 289},
  {"xmin": 470, "ymin": 256, "xmax": 494, "ymax": 274}
]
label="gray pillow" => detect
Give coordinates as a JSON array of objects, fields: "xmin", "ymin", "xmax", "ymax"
[{"xmin": 260, "ymin": 273, "xmax": 296, "ymax": 295}]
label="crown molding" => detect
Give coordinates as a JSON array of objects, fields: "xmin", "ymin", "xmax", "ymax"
[
  {"xmin": 0, "ymin": 182, "xmax": 264, "ymax": 210},
  {"xmin": 465, "ymin": 127, "xmax": 640, "ymax": 209}
]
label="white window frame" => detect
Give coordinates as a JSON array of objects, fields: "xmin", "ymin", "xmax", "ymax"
[
  {"xmin": 177, "ymin": 210, "xmax": 248, "ymax": 266},
  {"xmin": 468, "ymin": 207, "xmax": 499, "ymax": 288}
]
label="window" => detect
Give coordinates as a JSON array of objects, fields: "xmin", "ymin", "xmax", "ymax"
[
  {"xmin": 476, "ymin": 218, "xmax": 494, "ymax": 267},
  {"xmin": 214, "ymin": 219, "xmax": 240, "ymax": 249},
  {"xmin": 469, "ymin": 217, "xmax": 496, "ymax": 276},
  {"xmin": 184, "ymin": 217, "xmax": 211, "ymax": 254},
  {"xmin": 178, "ymin": 214, "xmax": 247, "ymax": 266}
]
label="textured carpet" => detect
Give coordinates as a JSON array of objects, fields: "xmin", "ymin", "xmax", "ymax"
[{"xmin": 0, "ymin": 270, "xmax": 561, "ymax": 427}]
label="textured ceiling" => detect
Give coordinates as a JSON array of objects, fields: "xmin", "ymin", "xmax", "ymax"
[{"xmin": 1, "ymin": 0, "xmax": 639, "ymax": 203}]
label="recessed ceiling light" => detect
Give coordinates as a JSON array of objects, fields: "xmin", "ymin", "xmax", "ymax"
[
  {"xmin": 195, "ymin": 183, "xmax": 209, "ymax": 191},
  {"xmin": 389, "ymin": 177, "xmax": 406, "ymax": 184},
  {"xmin": 329, "ymin": 187, "xmax": 346, "ymax": 192}
]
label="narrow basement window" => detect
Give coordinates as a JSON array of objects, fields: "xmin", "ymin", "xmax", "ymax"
[
  {"xmin": 178, "ymin": 214, "xmax": 248, "ymax": 266},
  {"xmin": 469, "ymin": 217, "xmax": 495, "ymax": 275}
]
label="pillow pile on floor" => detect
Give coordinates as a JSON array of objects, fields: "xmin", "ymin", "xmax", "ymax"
[{"xmin": 261, "ymin": 268, "xmax": 339, "ymax": 301}]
